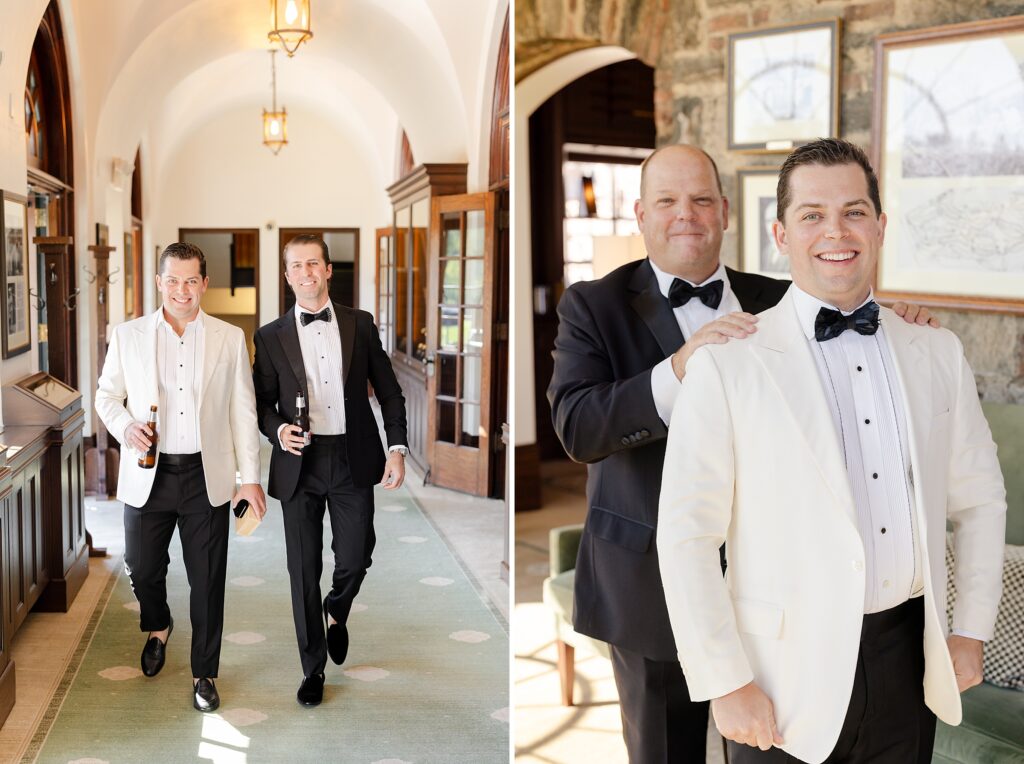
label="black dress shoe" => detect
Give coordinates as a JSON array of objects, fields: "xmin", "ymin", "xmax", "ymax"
[
  {"xmin": 193, "ymin": 678, "xmax": 220, "ymax": 712},
  {"xmin": 141, "ymin": 616, "xmax": 174, "ymax": 677},
  {"xmin": 296, "ymin": 673, "xmax": 325, "ymax": 706},
  {"xmin": 323, "ymin": 601, "xmax": 349, "ymax": 665}
]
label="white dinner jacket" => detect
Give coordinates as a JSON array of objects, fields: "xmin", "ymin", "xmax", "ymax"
[
  {"xmin": 657, "ymin": 288, "xmax": 1006, "ymax": 764},
  {"xmin": 95, "ymin": 309, "xmax": 261, "ymax": 508}
]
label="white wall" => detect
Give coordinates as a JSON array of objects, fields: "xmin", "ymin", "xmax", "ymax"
[{"xmin": 149, "ymin": 104, "xmax": 390, "ymax": 327}]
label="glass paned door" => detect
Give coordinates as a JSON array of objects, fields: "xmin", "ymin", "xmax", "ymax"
[{"xmin": 426, "ymin": 193, "xmax": 496, "ymax": 495}]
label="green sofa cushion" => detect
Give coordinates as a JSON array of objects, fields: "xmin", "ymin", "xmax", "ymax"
[{"xmin": 934, "ymin": 681, "xmax": 1024, "ymax": 763}]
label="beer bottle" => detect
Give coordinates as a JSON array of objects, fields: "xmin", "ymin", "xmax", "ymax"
[
  {"xmin": 139, "ymin": 405, "xmax": 158, "ymax": 469},
  {"xmin": 294, "ymin": 392, "xmax": 311, "ymax": 448}
]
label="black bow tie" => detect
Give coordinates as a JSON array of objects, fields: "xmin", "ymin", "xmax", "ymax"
[
  {"xmin": 300, "ymin": 308, "xmax": 332, "ymax": 326},
  {"xmin": 814, "ymin": 301, "xmax": 880, "ymax": 342},
  {"xmin": 668, "ymin": 278, "xmax": 724, "ymax": 310}
]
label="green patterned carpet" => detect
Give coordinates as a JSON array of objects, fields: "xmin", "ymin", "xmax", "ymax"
[{"xmin": 29, "ymin": 484, "xmax": 508, "ymax": 763}]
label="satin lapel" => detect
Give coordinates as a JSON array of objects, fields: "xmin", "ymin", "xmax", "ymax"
[
  {"xmin": 132, "ymin": 310, "xmax": 162, "ymax": 412},
  {"xmin": 334, "ymin": 302, "xmax": 355, "ymax": 388},
  {"xmin": 277, "ymin": 310, "xmax": 309, "ymax": 394},
  {"xmin": 875, "ymin": 308, "xmax": 931, "ymax": 510},
  {"xmin": 728, "ymin": 267, "xmax": 783, "ymax": 314},
  {"xmin": 748, "ymin": 291, "xmax": 856, "ymax": 521},
  {"xmin": 199, "ymin": 313, "xmax": 226, "ymax": 403},
  {"xmin": 629, "ymin": 260, "xmax": 684, "ymax": 356}
]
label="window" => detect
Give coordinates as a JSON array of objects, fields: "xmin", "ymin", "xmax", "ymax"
[{"xmin": 561, "ymin": 144, "xmax": 647, "ymax": 286}]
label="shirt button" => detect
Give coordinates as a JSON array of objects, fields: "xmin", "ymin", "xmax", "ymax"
[
  {"xmin": 864, "ymin": 418, "xmax": 870, "ymax": 424},
  {"xmin": 856, "ymin": 366, "xmax": 863, "ymax": 371},
  {"xmin": 881, "ymin": 527, "xmax": 887, "ymax": 534},
  {"xmin": 852, "ymin": 560, "xmax": 864, "ymax": 572},
  {"xmin": 872, "ymin": 472, "xmax": 878, "ymax": 479},
  {"xmin": 883, "ymin": 579, "xmax": 891, "ymax": 588}
]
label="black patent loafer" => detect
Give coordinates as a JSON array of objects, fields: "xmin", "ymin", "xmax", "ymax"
[
  {"xmin": 296, "ymin": 673, "xmax": 325, "ymax": 706},
  {"xmin": 193, "ymin": 677, "xmax": 220, "ymax": 712},
  {"xmin": 324, "ymin": 601, "xmax": 349, "ymax": 665},
  {"xmin": 141, "ymin": 616, "xmax": 174, "ymax": 677}
]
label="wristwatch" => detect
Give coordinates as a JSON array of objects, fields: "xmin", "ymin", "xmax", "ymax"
[{"xmin": 393, "ymin": 446, "xmax": 409, "ymax": 458}]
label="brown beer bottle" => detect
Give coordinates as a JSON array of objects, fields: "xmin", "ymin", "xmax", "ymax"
[
  {"xmin": 294, "ymin": 392, "xmax": 311, "ymax": 448},
  {"xmin": 139, "ymin": 405, "xmax": 158, "ymax": 469}
]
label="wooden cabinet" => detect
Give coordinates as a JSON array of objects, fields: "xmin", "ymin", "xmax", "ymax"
[
  {"xmin": 0, "ymin": 458, "xmax": 15, "ymax": 729},
  {"xmin": 2, "ymin": 373, "xmax": 87, "ymax": 613}
]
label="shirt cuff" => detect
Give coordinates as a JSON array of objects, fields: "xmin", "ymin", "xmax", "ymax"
[
  {"xmin": 651, "ymin": 356, "xmax": 681, "ymax": 426},
  {"xmin": 951, "ymin": 629, "xmax": 987, "ymax": 642},
  {"xmin": 388, "ymin": 445, "xmax": 407, "ymax": 454},
  {"xmin": 276, "ymin": 423, "xmax": 289, "ymax": 450}
]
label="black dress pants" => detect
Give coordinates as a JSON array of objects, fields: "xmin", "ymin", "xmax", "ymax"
[
  {"xmin": 728, "ymin": 597, "xmax": 936, "ymax": 764},
  {"xmin": 610, "ymin": 644, "xmax": 710, "ymax": 763},
  {"xmin": 281, "ymin": 435, "xmax": 375, "ymax": 677},
  {"xmin": 124, "ymin": 455, "xmax": 229, "ymax": 678}
]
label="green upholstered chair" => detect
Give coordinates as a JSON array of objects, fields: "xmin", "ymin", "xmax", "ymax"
[
  {"xmin": 541, "ymin": 524, "xmax": 610, "ymax": 705},
  {"xmin": 933, "ymin": 402, "xmax": 1024, "ymax": 764}
]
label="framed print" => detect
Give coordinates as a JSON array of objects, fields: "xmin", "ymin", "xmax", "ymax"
[
  {"xmin": 728, "ymin": 19, "xmax": 841, "ymax": 152},
  {"xmin": 737, "ymin": 168, "xmax": 789, "ymax": 278},
  {"xmin": 873, "ymin": 15, "xmax": 1024, "ymax": 312},
  {"xmin": 124, "ymin": 231, "xmax": 135, "ymax": 319},
  {"xmin": 95, "ymin": 222, "xmax": 109, "ymax": 246},
  {"xmin": 1, "ymin": 191, "xmax": 31, "ymax": 358}
]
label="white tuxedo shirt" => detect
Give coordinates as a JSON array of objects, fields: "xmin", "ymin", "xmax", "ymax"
[
  {"xmin": 95, "ymin": 309, "xmax": 261, "ymax": 508},
  {"xmin": 657, "ymin": 288, "xmax": 1006, "ymax": 764}
]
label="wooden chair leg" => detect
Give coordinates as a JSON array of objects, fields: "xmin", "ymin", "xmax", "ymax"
[{"xmin": 556, "ymin": 639, "xmax": 575, "ymax": 706}]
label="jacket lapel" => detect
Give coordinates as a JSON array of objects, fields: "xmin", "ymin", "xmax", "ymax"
[
  {"xmin": 277, "ymin": 309, "xmax": 309, "ymax": 394},
  {"xmin": 875, "ymin": 307, "xmax": 932, "ymax": 507},
  {"xmin": 729, "ymin": 267, "xmax": 786, "ymax": 314},
  {"xmin": 334, "ymin": 302, "xmax": 355, "ymax": 388},
  {"xmin": 132, "ymin": 309, "xmax": 162, "ymax": 416},
  {"xmin": 629, "ymin": 259, "xmax": 684, "ymax": 356},
  {"xmin": 748, "ymin": 290, "xmax": 857, "ymax": 522},
  {"xmin": 199, "ymin": 312, "xmax": 225, "ymax": 404}
]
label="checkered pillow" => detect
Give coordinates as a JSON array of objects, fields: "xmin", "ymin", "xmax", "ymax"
[{"xmin": 945, "ymin": 536, "xmax": 1024, "ymax": 690}]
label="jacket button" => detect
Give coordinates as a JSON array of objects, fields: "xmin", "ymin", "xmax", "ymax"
[
  {"xmin": 852, "ymin": 560, "xmax": 864, "ymax": 572},
  {"xmin": 621, "ymin": 437, "xmax": 630, "ymax": 446},
  {"xmin": 640, "ymin": 429, "xmax": 650, "ymax": 437}
]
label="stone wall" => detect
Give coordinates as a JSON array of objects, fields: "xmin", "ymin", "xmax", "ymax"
[{"xmin": 518, "ymin": 0, "xmax": 1024, "ymax": 402}]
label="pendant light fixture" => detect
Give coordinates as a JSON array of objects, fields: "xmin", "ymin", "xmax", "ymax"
[
  {"xmin": 262, "ymin": 49, "xmax": 288, "ymax": 155},
  {"xmin": 268, "ymin": 0, "xmax": 313, "ymax": 57}
]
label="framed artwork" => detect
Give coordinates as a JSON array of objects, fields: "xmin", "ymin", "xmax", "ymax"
[
  {"xmin": 1, "ymin": 192, "xmax": 31, "ymax": 358},
  {"xmin": 95, "ymin": 222, "xmax": 109, "ymax": 246},
  {"xmin": 737, "ymin": 168, "xmax": 789, "ymax": 278},
  {"xmin": 124, "ymin": 231, "xmax": 135, "ymax": 319},
  {"xmin": 728, "ymin": 19, "xmax": 841, "ymax": 152},
  {"xmin": 873, "ymin": 15, "xmax": 1024, "ymax": 312}
]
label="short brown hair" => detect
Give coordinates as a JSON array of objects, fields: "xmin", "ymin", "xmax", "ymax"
[
  {"xmin": 776, "ymin": 138, "xmax": 882, "ymax": 221},
  {"xmin": 639, "ymin": 144, "xmax": 723, "ymax": 197},
  {"xmin": 283, "ymin": 234, "xmax": 330, "ymax": 269},
  {"xmin": 158, "ymin": 242, "xmax": 206, "ymax": 278}
]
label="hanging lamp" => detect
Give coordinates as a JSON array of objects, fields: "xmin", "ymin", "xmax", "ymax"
[
  {"xmin": 262, "ymin": 49, "xmax": 288, "ymax": 155},
  {"xmin": 268, "ymin": 0, "xmax": 313, "ymax": 57}
]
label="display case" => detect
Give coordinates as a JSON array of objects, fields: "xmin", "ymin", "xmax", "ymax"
[{"xmin": 2, "ymin": 371, "xmax": 80, "ymax": 425}]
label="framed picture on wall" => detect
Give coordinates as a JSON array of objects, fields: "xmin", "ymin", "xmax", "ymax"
[
  {"xmin": 96, "ymin": 222, "xmax": 109, "ymax": 247},
  {"xmin": 1, "ymin": 191, "xmax": 31, "ymax": 358},
  {"xmin": 737, "ymin": 168, "xmax": 789, "ymax": 278},
  {"xmin": 728, "ymin": 19, "xmax": 841, "ymax": 152},
  {"xmin": 873, "ymin": 15, "xmax": 1024, "ymax": 312},
  {"xmin": 124, "ymin": 231, "xmax": 135, "ymax": 319}
]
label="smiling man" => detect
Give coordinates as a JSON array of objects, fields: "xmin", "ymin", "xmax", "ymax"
[
  {"xmin": 252, "ymin": 234, "xmax": 407, "ymax": 707},
  {"xmin": 96, "ymin": 242, "xmax": 266, "ymax": 712},
  {"xmin": 657, "ymin": 138, "xmax": 1007, "ymax": 763},
  {"xmin": 548, "ymin": 144, "xmax": 941, "ymax": 763}
]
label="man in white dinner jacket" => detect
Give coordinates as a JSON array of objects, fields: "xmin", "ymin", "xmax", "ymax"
[
  {"xmin": 96, "ymin": 242, "xmax": 267, "ymax": 713},
  {"xmin": 657, "ymin": 138, "xmax": 1006, "ymax": 764}
]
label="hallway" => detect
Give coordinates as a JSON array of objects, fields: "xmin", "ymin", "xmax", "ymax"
[{"xmin": 1, "ymin": 444, "xmax": 508, "ymax": 763}]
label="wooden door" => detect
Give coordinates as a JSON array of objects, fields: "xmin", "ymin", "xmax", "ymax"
[{"xmin": 425, "ymin": 193, "xmax": 496, "ymax": 495}]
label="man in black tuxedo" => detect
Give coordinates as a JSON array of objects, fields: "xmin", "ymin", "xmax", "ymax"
[
  {"xmin": 547, "ymin": 145, "xmax": 936, "ymax": 762},
  {"xmin": 253, "ymin": 234, "xmax": 408, "ymax": 707}
]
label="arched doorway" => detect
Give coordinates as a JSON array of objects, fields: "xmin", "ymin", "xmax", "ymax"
[{"xmin": 26, "ymin": 0, "xmax": 77, "ymax": 387}]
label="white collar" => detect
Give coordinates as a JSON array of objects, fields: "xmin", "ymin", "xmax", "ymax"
[
  {"xmin": 296, "ymin": 299, "xmax": 332, "ymax": 316},
  {"xmin": 158, "ymin": 308, "xmax": 204, "ymax": 335}
]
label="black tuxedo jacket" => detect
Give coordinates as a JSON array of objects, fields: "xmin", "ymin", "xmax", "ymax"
[
  {"xmin": 253, "ymin": 302, "xmax": 408, "ymax": 500},
  {"xmin": 547, "ymin": 260, "xmax": 790, "ymax": 660}
]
